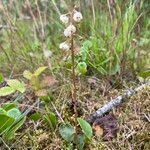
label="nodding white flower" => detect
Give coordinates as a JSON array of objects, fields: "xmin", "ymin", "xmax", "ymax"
[
  {"xmin": 60, "ymin": 14, "xmax": 69, "ymax": 24},
  {"xmin": 44, "ymin": 50, "xmax": 52, "ymax": 59},
  {"xmin": 64, "ymin": 24, "xmax": 76, "ymax": 37},
  {"xmin": 59, "ymin": 42, "xmax": 70, "ymax": 50},
  {"xmin": 73, "ymin": 11, "xmax": 83, "ymax": 22}
]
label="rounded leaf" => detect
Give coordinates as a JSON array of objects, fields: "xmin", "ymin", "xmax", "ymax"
[
  {"xmin": 77, "ymin": 62, "xmax": 87, "ymax": 75},
  {"xmin": 7, "ymin": 108, "xmax": 22, "ymax": 120},
  {"xmin": 59, "ymin": 124, "xmax": 75, "ymax": 142}
]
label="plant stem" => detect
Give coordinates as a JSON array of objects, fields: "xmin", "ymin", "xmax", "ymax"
[
  {"xmin": 70, "ymin": 35, "xmax": 78, "ymax": 120},
  {"xmin": 71, "ymin": 32, "xmax": 78, "ymax": 149}
]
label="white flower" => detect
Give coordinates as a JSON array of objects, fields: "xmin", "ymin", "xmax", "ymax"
[
  {"xmin": 60, "ymin": 14, "xmax": 69, "ymax": 24},
  {"xmin": 44, "ymin": 50, "xmax": 52, "ymax": 59},
  {"xmin": 29, "ymin": 52, "xmax": 34, "ymax": 57},
  {"xmin": 73, "ymin": 11, "xmax": 83, "ymax": 22},
  {"xmin": 64, "ymin": 24, "xmax": 76, "ymax": 37},
  {"xmin": 59, "ymin": 42, "xmax": 70, "ymax": 50}
]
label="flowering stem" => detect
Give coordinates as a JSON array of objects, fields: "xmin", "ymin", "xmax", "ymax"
[
  {"xmin": 70, "ymin": 35, "xmax": 78, "ymax": 120},
  {"xmin": 71, "ymin": 35, "xmax": 78, "ymax": 146}
]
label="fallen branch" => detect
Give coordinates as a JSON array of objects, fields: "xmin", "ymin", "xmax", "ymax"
[{"xmin": 88, "ymin": 80, "xmax": 150, "ymax": 124}]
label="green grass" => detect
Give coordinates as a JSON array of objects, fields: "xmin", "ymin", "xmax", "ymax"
[{"xmin": 0, "ymin": 0, "xmax": 149, "ymax": 77}]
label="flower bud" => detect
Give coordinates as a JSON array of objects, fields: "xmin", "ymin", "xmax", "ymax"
[
  {"xmin": 60, "ymin": 14, "xmax": 69, "ymax": 24},
  {"xmin": 73, "ymin": 11, "xmax": 83, "ymax": 22},
  {"xmin": 59, "ymin": 42, "xmax": 70, "ymax": 50},
  {"xmin": 64, "ymin": 24, "xmax": 76, "ymax": 37}
]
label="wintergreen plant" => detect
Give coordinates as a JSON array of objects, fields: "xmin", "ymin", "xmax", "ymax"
[
  {"xmin": 59, "ymin": 6, "xmax": 93, "ymax": 150},
  {"xmin": 59, "ymin": 7, "xmax": 83, "ymax": 122}
]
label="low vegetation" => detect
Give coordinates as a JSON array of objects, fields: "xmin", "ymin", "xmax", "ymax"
[{"xmin": 0, "ymin": 0, "xmax": 149, "ymax": 149}]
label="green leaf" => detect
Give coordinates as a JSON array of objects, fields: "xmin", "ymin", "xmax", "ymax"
[
  {"xmin": 0, "ymin": 73, "xmax": 4, "ymax": 83},
  {"xmin": 80, "ymin": 47, "xmax": 88, "ymax": 61},
  {"xmin": 0, "ymin": 87, "xmax": 15, "ymax": 96},
  {"xmin": 59, "ymin": 124, "xmax": 75, "ymax": 142},
  {"xmin": 76, "ymin": 62, "xmax": 87, "ymax": 75},
  {"xmin": 40, "ymin": 95, "xmax": 54, "ymax": 103},
  {"xmin": 34, "ymin": 66, "xmax": 47, "ymax": 77},
  {"xmin": 76, "ymin": 134, "xmax": 85, "ymax": 150},
  {"xmin": 83, "ymin": 40, "xmax": 92, "ymax": 49},
  {"xmin": 7, "ymin": 79, "xmax": 26, "ymax": 93},
  {"xmin": 30, "ymin": 112, "xmax": 42, "ymax": 122},
  {"xmin": 4, "ymin": 117, "xmax": 26, "ymax": 140},
  {"xmin": 44, "ymin": 112, "xmax": 57, "ymax": 129},
  {"xmin": 77, "ymin": 118, "xmax": 93, "ymax": 140},
  {"xmin": 7, "ymin": 108, "xmax": 22, "ymax": 120},
  {"xmin": 23, "ymin": 70, "xmax": 33, "ymax": 80},
  {"xmin": 139, "ymin": 70, "xmax": 150, "ymax": 79},
  {"xmin": 44, "ymin": 105, "xmax": 58, "ymax": 130},
  {"xmin": 0, "ymin": 114, "xmax": 15, "ymax": 134},
  {"xmin": 0, "ymin": 108, "xmax": 7, "ymax": 114},
  {"xmin": 2, "ymin": 103, "xmax": 17, "ymax": 111}
]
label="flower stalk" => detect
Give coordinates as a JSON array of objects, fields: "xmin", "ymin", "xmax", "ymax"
[
  {"xmin": 70, "ymin": 29, "xmax": 78, "ymax": 120},
  {"xmin": 59, "ymin": 7, "xmax": 83, "ymax": 121}
]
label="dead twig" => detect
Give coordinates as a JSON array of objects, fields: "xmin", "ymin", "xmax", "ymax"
[{"xmin": 88, "ymin": 80, "xmax": 150, "ymax": 124}]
